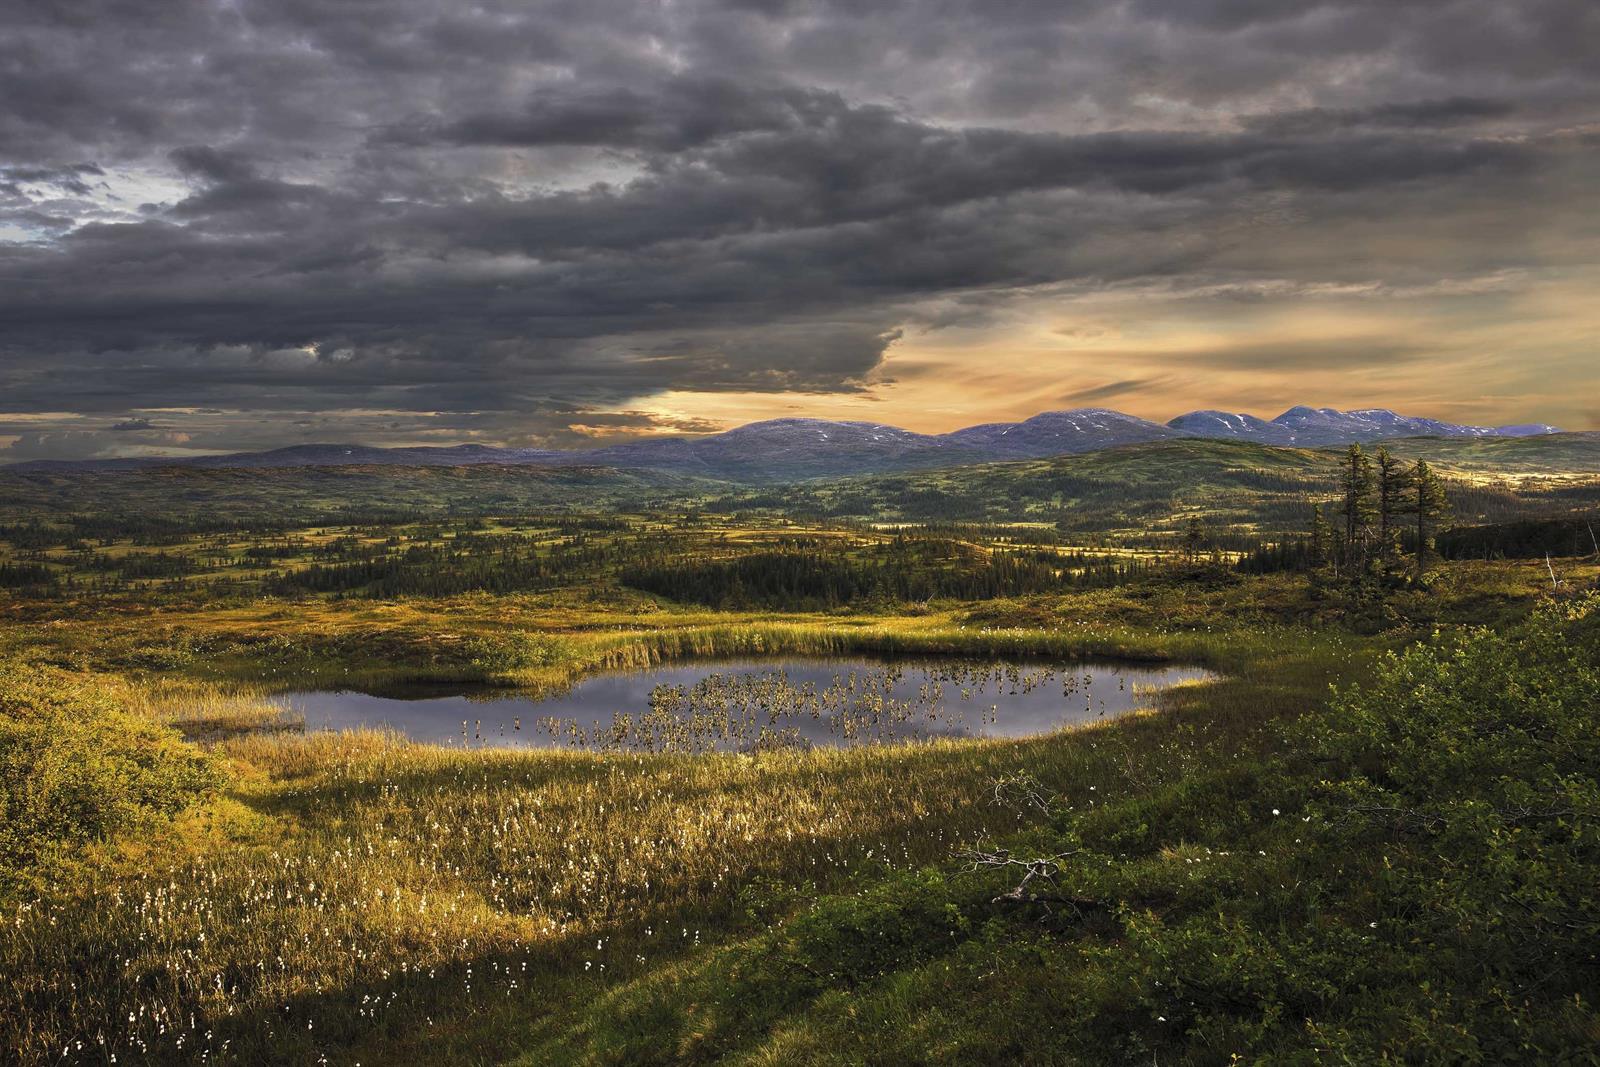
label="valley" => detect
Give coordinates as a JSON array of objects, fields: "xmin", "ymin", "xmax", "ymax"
[
  {"xmin": 3, "ymin": 431, "xmax": 1598, "ymax": 1064},
  {"xmin": 9, "ymin": 5, "xmax": 1598, "ymax": 1062}
]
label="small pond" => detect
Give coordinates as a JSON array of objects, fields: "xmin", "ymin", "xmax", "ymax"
[{"xmin": 272, "ymin": 657, "xmax": 1212, "ymax": 752}]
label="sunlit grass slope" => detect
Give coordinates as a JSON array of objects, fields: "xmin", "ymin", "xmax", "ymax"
[
  {"xmin": 1, "ymin": 560, "xmax": 1595, "ymax": 1064},
  {"xmin": 2, "ymin": 575, "xmax": 1352, "ymax": 1064}
]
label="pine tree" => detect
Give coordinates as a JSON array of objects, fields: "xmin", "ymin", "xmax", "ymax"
[
  {"xmin": 1376, "ymin": 446, "xmax": 1410, "ymax": 565},
  {"xmin": 1181, "ymin": 517, "xmax": 1206, "ymax": 562},
  {"xmin": 1409, "ymin": 459, "xmax": 1450, "ymax": 581},
  {"xmin": 1340, "ymin": 444, "xmax": 1377, "ymax": 570},
  {"xmin": 1310, "ymin": 503, "xmax": 1332, "ymax": 567}
]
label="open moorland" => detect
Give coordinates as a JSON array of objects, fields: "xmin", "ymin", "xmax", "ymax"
[
  {"xmin": 9, "ymin": 0, "xmax": 1600, "ymax": 1060},
  {"xmin": 3, "ymin": 437, "xmax": 1599, "ymax": 1065}
]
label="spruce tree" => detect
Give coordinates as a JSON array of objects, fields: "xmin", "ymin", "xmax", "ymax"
[
  {"xmin": 1376, "ymin": 446, "xmax": 1410, "ymax": 565},
  {"xmin": 1181, "ymin": 517, "xmax": 1205, "ymax": 563},
  {"xmin": 1340, "ymin": 444, "xmax": 1377, "ymax": 569},
  {"xmin": 1410, "ymin": 460, "xmax": 1450, "ymax": 581},
  {"xmin": 1310, "ymin": 503, "xmax": 1331, "ymax": 567}
]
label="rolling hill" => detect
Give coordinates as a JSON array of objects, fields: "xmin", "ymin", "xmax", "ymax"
[
  {"xmin": 6, "ymin": 405, "xmax": 1564, "ymax": 483},
  {"xmin": 5, "ymin": 434, "xmax": 1595, "ymax": 537}
]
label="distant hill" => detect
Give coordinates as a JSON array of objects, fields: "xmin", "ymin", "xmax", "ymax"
[
  {"xmin": 1165, "ymin": 411, "xmax": 1297, "ymax": 444},
  {"xmin": 6, "ymin": 405, "xmax": 1563, "ymax": 482},
  {"xmin": 698, "ymin": 434, "xmax": 1600, "ymax": 535},
  {"xmin": 0, "ymin": 463, "xmax": 714, "ymax": 523},
  {"xmin": 1202, "ymin": 406, "xmax": 1560, "ymax": 447},
  {"xmin": 4, "ymin": 434, "xmax": 1597, "ymax": 530}
]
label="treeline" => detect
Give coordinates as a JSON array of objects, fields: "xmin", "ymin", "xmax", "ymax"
[
  {"xmin": 702, "ymin": 463, "xmax": 1339, "ymax": 533},
  {"xmin": 0, "ymin": 562, "xmax": 56, "ymax": 590},
  {"xmin": 619, "ymin": 547, "xmax": 1066, "ymax": 608},
  {"xmin": 1234, "ymin": 538, "xmax": 1323, "ymax": 575},
  {"xmin": 1239, "ymin": 510, "xmax": 1600, "ymax": 573},
  {"xmin": 618, "ymin": 539, "xmax": 1169, "ymax": 609},
  {"xmin": 1444, "ymin": 481, "xmax": 1600, "ymax": 525},
  {"xmin": 265, "ymin": 532, "xmax": 648, "ymax": 598},
  {"xmin": 0, "ymin": 512, "xmax": 390, "ymax": 549},
  {"xmin": 73, "ymin": 551, "xmax": 203, "ymax": 579},
  {"xmin": 1437, "ymin": 515, "xmax": 1600, "ymax": 560},
  {"xmin": 0, "ymin": 523, "xmax": 66, "ymax": 551}
]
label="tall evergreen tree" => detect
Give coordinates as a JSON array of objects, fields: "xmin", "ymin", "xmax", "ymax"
[
  {"xmin": 1376, "ymin": 446, "xmax": 1410, "ymax": 565},
  {"xmin": 1409, "ymin": 460, "xmax": 1450, "ymax": 581},
  {"xmin": 1340, "ymin": 444, "xmax": 1377, "ymax": 569},
  {"xmin": 1181, "ymin": 517, "xmax": 1206, "ymax": 562},
  {"xmin": 1310, "ymin": 503, "xmax": 1332, "ymax": 567}
]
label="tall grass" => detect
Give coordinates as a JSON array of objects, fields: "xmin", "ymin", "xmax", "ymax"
[
  {"xmin": 233, "ymin": 615, "xmax": 1301, "ymax": 695},
  {"xmin": 103, "ymin": 674, "xmax": 304, "ymax": 742},
  {"xmin": 0, "ymin": 617, "xmax": 1345, "ymax": 1065},
  {"xmin": 7, "ymin": 551, "xmax": 1484, "ymax": 1065},
  {"xmin": 0, "ymin": 730, "xmax": 1131, "ymax": 1062}
]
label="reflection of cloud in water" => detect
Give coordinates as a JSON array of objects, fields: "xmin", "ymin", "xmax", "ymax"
[{"xmin": 272, "ymin": 657, "xmax": 1214, "ymax": 752}]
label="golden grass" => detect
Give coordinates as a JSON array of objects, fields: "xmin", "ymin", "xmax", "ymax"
[
  {"xmin": 6, "ymin": 688, "xmax": 1235, "ymax": 1063},
  {"xmin": 3, "ymin": 557, "xmax": 1585, "ymax": 1063},
  {"xmin": 1, "ymin": 595, "xmax": 1338, "ymax": 1064}
]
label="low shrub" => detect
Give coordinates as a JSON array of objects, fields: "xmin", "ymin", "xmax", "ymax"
[{"xmin": 0, "ymin": 662, "xmax": 219, "ymax": 894}]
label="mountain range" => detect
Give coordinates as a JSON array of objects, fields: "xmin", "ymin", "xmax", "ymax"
[{"xmin": 9, "ymin": 406, "xmax": 1560, "ymax": 482}]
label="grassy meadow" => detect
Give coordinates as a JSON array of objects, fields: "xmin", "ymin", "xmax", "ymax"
[{"xmin": 2, "ymin": 456, "xmax": 1598, "ymax": 1064}]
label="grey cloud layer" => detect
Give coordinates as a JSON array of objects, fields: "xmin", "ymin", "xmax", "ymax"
[{"xmin": 1, "ymin": 0, "xmax": 1597, "ymax": 456}]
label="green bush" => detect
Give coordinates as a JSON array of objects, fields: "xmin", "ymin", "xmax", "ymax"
[
  {"xmin": 1074, "ymin": 595, "xmax": 1600, "ymax": 1061},
  {"xmin": 0, "ymin": 662, "xmax": 219, "ymax": 894},
  {"xmin": 462, "ymin": 630, "xmax": 568, "ymax": 674}
]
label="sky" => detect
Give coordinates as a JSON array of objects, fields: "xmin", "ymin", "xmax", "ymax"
[{"xmin": 1, "ymin": 0, "xmax": 1597, "ymax": 462}]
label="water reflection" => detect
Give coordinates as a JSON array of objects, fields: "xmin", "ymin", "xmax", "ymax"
[{"xmin": 273, "ymin": 657, "xmax": 1212, "ymax": 752}]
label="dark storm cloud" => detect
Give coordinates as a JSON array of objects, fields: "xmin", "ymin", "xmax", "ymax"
[
  {"xmin": 1, "ymin": 0, "xmax": 1597, "ymax": 457},
  {"xmin": 1241, "ymin": 97, "xmax": 1522, "ymax": 137},
  {"xmin": 169, "ymin": 146, "xmax": 259, "ymax": 185},
  {"xmin": 385, "ymin": 77, "xmax": 843, "ymax": 153},
  {"xmin": 0, "ymin": 162, "xmax": 105, "ymax": 196}
]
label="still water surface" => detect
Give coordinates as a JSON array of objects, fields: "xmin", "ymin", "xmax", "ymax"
[{"xmin": 273, "ymin": 657, "xmax": 1212, "ymax": 752}]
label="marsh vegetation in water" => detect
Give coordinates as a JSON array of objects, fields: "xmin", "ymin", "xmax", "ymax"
[{"xmin": 273, "ymin": 657, "xmax": 1212, "ymax": 752}]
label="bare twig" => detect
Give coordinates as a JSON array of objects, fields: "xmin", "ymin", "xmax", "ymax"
[
  {"xmin": 958, "ymin": 843, "xmax": 1089, "ymax": 911},
  {"xmin": 1495, "ymin": 802, "xmax": 1577, "ymax": 825},
  {"xmin": 1332, "ymin": 804, "xmax": 1449, "ymax": 833},
  {"xmin": 990, "ymin": 771, "xmax": 1056, "ymax": 815},
  {"xmin": 1336, "ymin": 800, "xmax": 1578, "ymax": 833}
]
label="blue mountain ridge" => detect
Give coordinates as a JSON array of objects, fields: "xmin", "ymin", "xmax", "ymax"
[{"xmin": 7, "ymin": 406, "xmax": 1560, "ymax": 479}]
